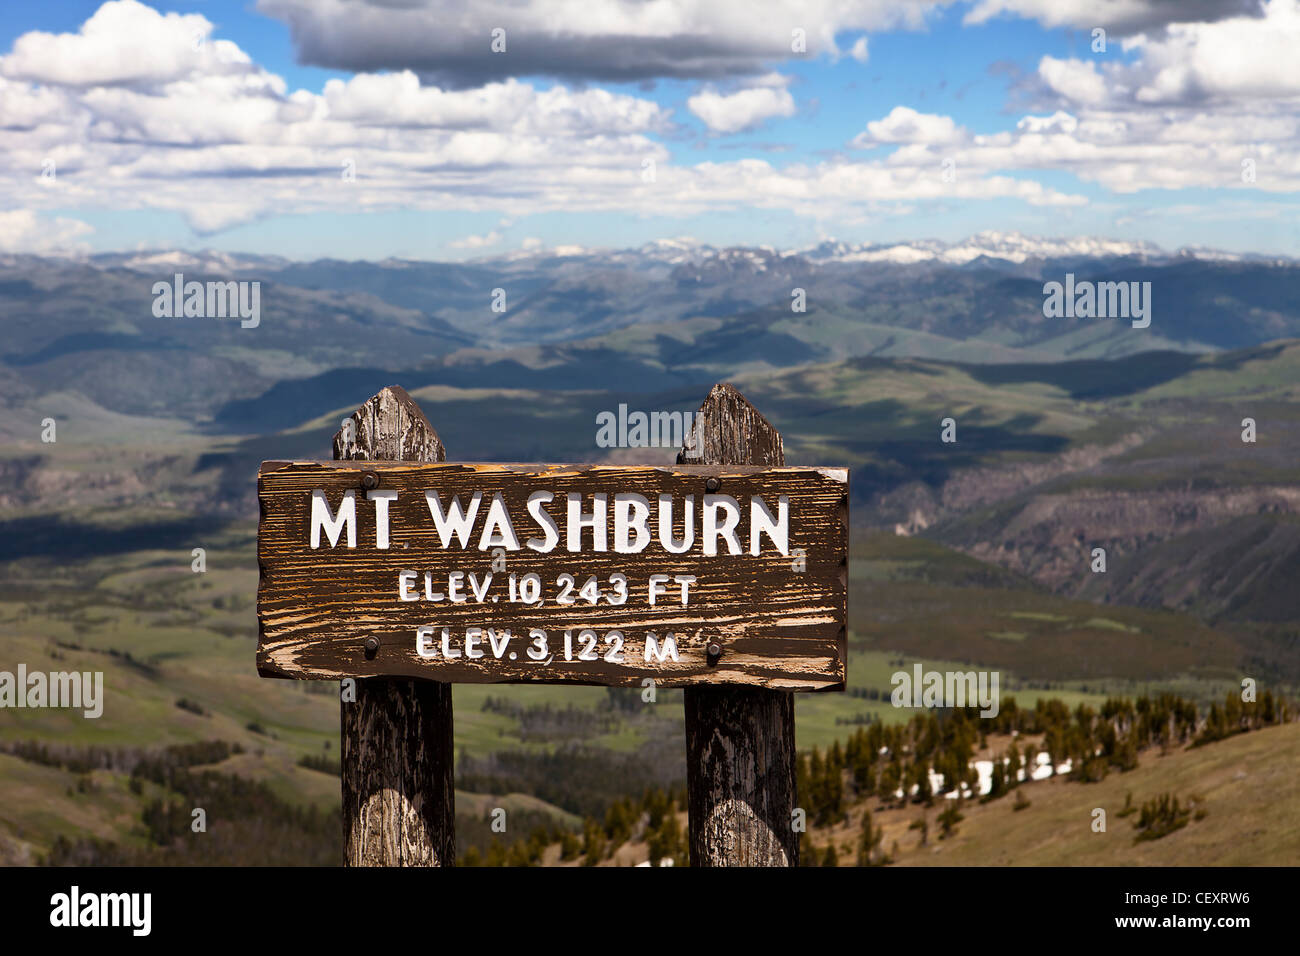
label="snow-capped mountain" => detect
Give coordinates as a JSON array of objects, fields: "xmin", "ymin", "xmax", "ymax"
[
  {"xmin": 67, "ymin": 231, "xmax": 1289, "ymax": 278},
  {"xmin": 474, "ymin": 230, "xmax": 1285, "ymax": 272},
  {"xmin": 801, "ymin": 231, "xmax": 1169, "ymax": 265},
  {"xmin": 88, "ymin": 249, "xmax": 290, "ymax": 275}
]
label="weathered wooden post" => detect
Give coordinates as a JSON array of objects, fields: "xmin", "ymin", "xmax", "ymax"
[
  {"xmin": 679, "ymin": 383, "xmax": 800, "ymax": 866},
  {"xmin": 333, "ymin": 386, "xmax": 455, "ymax": 866}
]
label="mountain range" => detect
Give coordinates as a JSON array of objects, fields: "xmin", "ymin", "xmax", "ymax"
[{"xmin": 3, "ymin": 233, "xmax": 1299, "ymax": 433}]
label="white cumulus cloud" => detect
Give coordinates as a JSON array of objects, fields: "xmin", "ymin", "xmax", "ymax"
[
  {"xmin": 852, "ymin": 106, "xmax": 968, "ymax": 146},
  {"xmin": 448, "ymin": 231, "xmax": 503, "ymax": 249},
  {"xmin": 688, "ymin": 84, "xmax": 796, "ymax": 134},
  {"xmin": 0, "ymin": 210, "xmax": 93, "ymax": 254},
  {"xmin": 1, "ymin": 0, "xmax": 254, "ymax": 89},
  {"xmin": 17, "ymin": 0, "xmax": 1300, "ymax": 245}
]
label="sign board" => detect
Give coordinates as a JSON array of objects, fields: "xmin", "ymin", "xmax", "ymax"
[{"xmin": 256, "ymin": 462, "xmax": 848, "ymax": 689}]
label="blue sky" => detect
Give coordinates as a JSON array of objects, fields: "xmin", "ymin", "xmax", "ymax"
[{"xmin": 2, "ymin": 0, "xmax": 1298, "ymax": 259}]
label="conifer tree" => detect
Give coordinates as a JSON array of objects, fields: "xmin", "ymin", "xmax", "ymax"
[
  {"xmin": 581, "ymin": 817, "xmax": 606, "ymax": 864},
  {"xmin": 988, "ymin": 760, "xmax": 1006, "ymax": 800},
  {"xmin": 856, "ymin": 808, "xmax": 883, "ymax": 866}
]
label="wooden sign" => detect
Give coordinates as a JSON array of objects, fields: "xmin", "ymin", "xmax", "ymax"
[{"xmin": 257, "ymin": 461, "xmax": 847, "ymax": 689}]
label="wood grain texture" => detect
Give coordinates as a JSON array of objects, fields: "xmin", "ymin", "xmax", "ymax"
[
  {"xmin": 332, "ymin": 386, "xmax": 455, "ymax": 867},
  {"xmin": 256, "ymin": 462, "xmax": 848, "ymax": 689},
  {"xmin": 681, "ymin": 383, "xmax": 814, "ymax": 867}
]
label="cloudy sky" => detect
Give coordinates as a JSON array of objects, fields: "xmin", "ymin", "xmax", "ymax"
[{"xmin": 2, "ymin": 0, "xmax": 1297, "ymax": 258}]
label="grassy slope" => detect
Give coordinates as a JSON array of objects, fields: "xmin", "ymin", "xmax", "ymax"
[
  {"xmin": 880, "ymin": 721, "xmax": 1300, "ymax": 866},
  {"xmin": 465, "ymin": 719, "xmax": 1300, "ymax": 867}
]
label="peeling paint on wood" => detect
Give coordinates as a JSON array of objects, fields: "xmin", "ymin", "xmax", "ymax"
[{"xmin": 257, "ymin": 460, "xmax": 848, "ymax": 689}]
